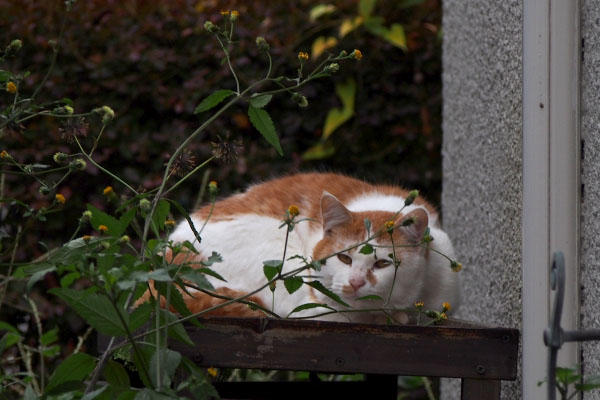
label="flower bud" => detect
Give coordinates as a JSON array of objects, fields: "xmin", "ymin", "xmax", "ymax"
[
  {"xmin": 256, "ymin": 37, "xmax": 270, "ymax": 53},
  {"xmin": 351, "ymin": 49, "xmax": 363, "ymax": 60},
  {"xmin": 450, "ymin": 260, "xmax": 463, "ymax": 272},
  {"xmin": 69, "ymin": 158, "xmax": 86, "ymax": 171},
  {"xmin": 338, "ymin": 50, "xmax": 348, "ymax": 57},
  {"xmin": 404, "ymin": 190, "xmax": 419, "ymax": 206},
  {"xmin": 39, "ymin": 186, "xmax": 51, "ymax": 195},
  {"xmin": 53, "ymin": 152, "xmax": 68, "ymax": 163},
  {"xmin": 0, "ymin": 150, "xmax": 11, "ymax": 160},
  {"xmin": 6, "ymin": 82, "xmax": 16, "ymax": 94},
  {"xmin": 291, "ymin": 92, "xmax": 308, "ymax": 108},
  {"xmin": 5, "ymin": 39, "xmax": 22, "ymax": 58},
  {"xmin": 119, "ymin": 235, "xmax": 131, "ymax": 244},
  {"xmin": 204, "ymin": 21, "xmax": 217, "ymax": 32},
  {"xmin": 208, "ymin": 180, "xmax": 218, "ymax": 196},
  {"xmin": 324, "ymin": 63, "xmax": 339, "ymax": 74},
  {"xmin": 93, "ymin": 105, "xmax": 115, "ymax": 124},
  {"xmin": 80, "ymin": 210, "xmax": 93, "ymax": 225},
  {"xmin": 288, "ymin": 205, "xmax": 300, "ymax": 217},
  {"xmin": 139, "ymin": 198, "xmax": 152, "ymax": 212},
  {"xmin": 53, "ymin": 105, "xmax": 74, "ymax": 115}
]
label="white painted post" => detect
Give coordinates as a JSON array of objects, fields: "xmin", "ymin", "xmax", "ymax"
[{"xmin": 523, "ymin": 0, "xmax": 580, "ymax": 398}]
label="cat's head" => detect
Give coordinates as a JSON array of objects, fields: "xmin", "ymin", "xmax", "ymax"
[{"xmin": 312, "ymin": 193, "xmax": 429, "ymax": 308}]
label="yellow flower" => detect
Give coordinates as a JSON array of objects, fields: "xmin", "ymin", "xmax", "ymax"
[
  {"xmin": 440, "ymin": 312, "xmax": 448, "ymax": 320},
  {"xmin": 385, "ymin": 220, "xmax": 395, "ymax": 231},
  {"xmin": 442, "ymin": 302, "xmax": 451, "ymax": 312},
  {"xmin": 103, "ymin": 186, "xmax": 113, "ymax": 195},
  {"xmin": 6, "ymin": 82, "xmax": 16, "ymax": 94},
  {"xmin": 55, "ymin": 194, "xmax": 66, "ymax": 204},
  {"xmin": 298, "ymin": 51, "xmax": 309, "ymax": 61},
  {"xmin": 98, "ymin": 225, "xmax": 108, "ymax": 234},
  {"xmin": 352, "ymin": 49, "xmax": 363, "ymax": 60},
  {"xmin": 220, "ymin": 10, "xmax": 229, "ymax": 16},
  {"xmin": 82, "ymin": 235, "xmax": 92, "ymax": 242},
  {"xmin": 165, "ymin": 219, "xmax": 176, "ymax": 228},
  {"xmin": 414, "ymin": 301, "xmax": 424, "ymax": 308},
  {"xmin": 230, "ymin": 10, "xmax": 239, "ymax": 21},
  {"xmin": 450, "ymin": 260, "xmax": 463, "ymax": 272},
  {"xmin": 0, "ymin": 150, "xmax": 10, "ymax": 159},
  {"xmin": 288, "ymin": 204, "xmax": 300, "ymax": 217},
  {"xmin": 207, "ymin": 367, "xmax": 218, "ymax": 377}
]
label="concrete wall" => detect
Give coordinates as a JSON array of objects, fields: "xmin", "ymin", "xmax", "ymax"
[
  {"xmin": 581, "ymin": 1, "xmax": 600, "ymax": 398},
  {"xmin": 441, "ymin": 1, "xmax": 523, "ymax": 399}
]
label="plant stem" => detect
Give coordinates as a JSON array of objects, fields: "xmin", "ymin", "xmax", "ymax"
[{"xmin": 73, "ymin": 135, "xmax": 139, "ymax": 195}]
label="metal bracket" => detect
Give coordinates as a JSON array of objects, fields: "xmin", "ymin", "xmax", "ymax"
[{"xmin": 544, "ymin": 251, "xmax": 600, "ymax": 400}]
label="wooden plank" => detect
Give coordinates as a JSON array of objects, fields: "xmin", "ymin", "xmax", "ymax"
[
  {"xmin": 172, "ymin": 317, "xmax": 519, "ymax": 380},
  {"xmin": 461, "ymin": 378, "xmax": 501, "ymax": 400},
  {"xmin": 214, "ymin": 374, "xmax": 397, "ymax": 400}
]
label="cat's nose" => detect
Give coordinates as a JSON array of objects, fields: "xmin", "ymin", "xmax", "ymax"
[{"xmin": 349, "ymin": 277, "xmax": 366, "ymax": 291}]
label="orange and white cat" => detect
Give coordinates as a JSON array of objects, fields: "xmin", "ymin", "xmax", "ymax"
[{"xmin": 165, "ymin": 172, "xmax": 460, "ymax": 323}]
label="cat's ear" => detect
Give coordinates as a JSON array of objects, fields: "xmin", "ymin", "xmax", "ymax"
[
  {"xmin": 398, "ymin": 208, "xmax": 429, "ymax": 243},
  {"xmin": 321, "ymin": 192, "xmax": 352, "ymax": 234}
]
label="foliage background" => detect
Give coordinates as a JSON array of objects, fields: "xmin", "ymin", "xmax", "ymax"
[{"xmin": 0, "ymin": 0, "xmax": 441, "ymax": 386}]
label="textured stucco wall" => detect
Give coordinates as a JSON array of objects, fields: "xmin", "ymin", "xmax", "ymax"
[
  {"xmin": 581, "ymin": 1, "xmax": 600, "ymax": 399},
  {"xmin": 441, "ymin": 1, "xmax": 523, "ymax": 399}
]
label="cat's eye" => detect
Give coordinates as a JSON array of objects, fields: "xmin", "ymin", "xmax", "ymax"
[
  {"xmin": 337, "ymin": 254, "xmax": 352, "ymax": 265},
  {"xmin": 373, "ymin": 259, "xmax": 391, "ymax": 269}
]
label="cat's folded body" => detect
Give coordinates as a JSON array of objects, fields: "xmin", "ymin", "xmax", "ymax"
[{"xmin": 162, "ymin": 172, "xmax": 460, "ymax": 324}]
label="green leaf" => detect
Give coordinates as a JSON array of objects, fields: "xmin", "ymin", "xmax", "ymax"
[
  {"xmin": 195, "ymin": 267, "xmax": 226, "ymax": 282},
  {"xmin": 0, "ymin": 322, "xmax": 19, "ymax": 334},
  {"xmin": 80, "ymin": 385, "xmax": 109, "ymax": 400},
  {"xmin": 194, "ymin": 89, "xmax": 236, "ymax": 114},
  {"xmin": 152, "ymin": 199, "xmax": 170, "ymax": 232},
  {"xmin": 134, "ymin": 389, "xmax": 174, "ymax": 400},
  {"xmin": 201, "ymin": 251, "xmax": 223, "ymax": 267},
  {"xmin": 322, "ymin": 78, "xmax": 356, "ymax": 139},
  {"xmin": 0, "ymin": 70, "xmax": 11, "ymax": 83},
  {"xmin": 180, "ymin": 270, "xmax": 215, "ymax": 291},
  {"xmin": 283, "ymin": 277, "xmax": 304, "ymax": 294},
  {"xmin": 87, "ymin": 204, "xmax": 131, "ymax": 237},
  {"xmin": 359, "ymin": 0, "xmax": 376, "ymax": 17},
  {"xmin": 359, "ymin": 244, "xmax": 374, "ymax": 255},
  {"xmin": 263, "ymin": 260, "xmax": 283, "ymax": 281},
  {"xmin": 306, "ymin": 281, "xmax": 350, "ymax": 307},
  {"xmin": 45, "ymin": 353, "xmax": 96, "ymax": 394},
  {"xmin": 309, "ymin": 4, "xmax": 336, "ymax": 20},
  {"xmin": 129, "ymin": 302, "xmax": 153, "ymax": 332},
  {"xmin": 356, "ymin": 295, "xmax": 383, "ymax": 301},
  {"xmin": 60, "ymin": 271, "xmax": 80, "ymax": 288},
  {"xmin": 555, "ymin": 367, "xmax": 580, "ymax": 385},
  {"xmin": 576, "ymin": 375, "xmax": 600, "ymax": 391},
  {"xmin": 50, "ymin": 288, "xmax": 128, "ymax": 337},
  {"xmin": 149, "ymin": 348, "xmax": 182, "ymax": 388},
  {"xmin": 103, "ymin": 359, "xmax": 131, "ymax": 388},
  {"xmin": 153, "ymin": 281, "xmax": 190, "ymax": 317},
  {"xmin": 302, "ymin": 141, "xmax": 336, "ymax": 161},
  {"xmin": 167, "ymin": 200, "xmax": 202, "ymax": 243},
  {"xmin": 288, "ymin": 303, "xmax": 335, "ymax": 316},
  {"xmin": 383, "ymin": 24, "xmax": 407, "ymax": 50},
  {"xmin": 26, "ymin": 266, "xmax": 56, "ymax": 295},
  {"xmin": 248, "ymin": 105, "xmax": 283, "ymax": 155},
  {"xmin": 399, "ymin": 0, "xmax": 427, "ymax": 8},
  {"xmin": 248, "ymin": 94, "xmax": 272, "ymax": 109},
  {"xmin": 42, "ymin": 345, "xmax": 60, "ymax": 358},
  {"xmin": 40, "ymin": 328, "xmax": 58, "ymax": 346},
  {"xmin": 23, "ymin": 384, "xmax": 37, "ymax": 400},
  {"xmin": 159, "ymin": 309, "xmax": 195, "ymax": 346},
  {"xmin": 364, "ymin": 218, "xmax": 372, "ymax": 233}
]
